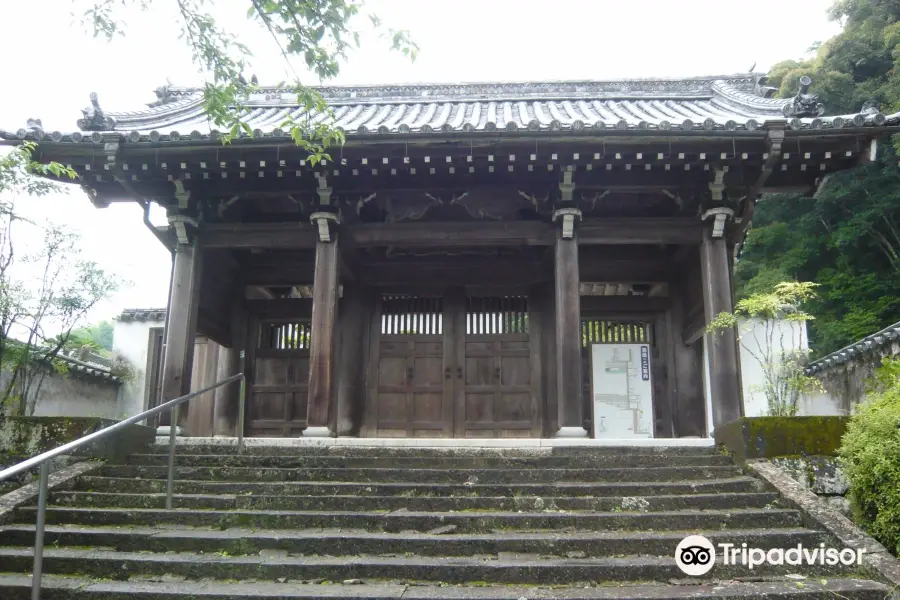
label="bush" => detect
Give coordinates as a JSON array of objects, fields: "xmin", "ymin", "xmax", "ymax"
[{"xmin": 838, "ymin": 357, "xmax": 900, "ymax": 556}]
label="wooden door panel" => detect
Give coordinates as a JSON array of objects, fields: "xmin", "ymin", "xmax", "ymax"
[
  {"xmin": 368, "ymin": 297, "xmax": 452, "ymax": 437},
  {"xmin": 497, "ymin": 393, "xmax": 531, "ymax": 421},
  {"xmin": 247, "ymin": 319, "xmax": 310, "ymax": 437},
  {"xmin": 501, "ymin": 355, "xmax": 530, "ymax": 386},
  {"xmin": 458, "ymin": 294, "xmax": 538, "ymax": 437}
]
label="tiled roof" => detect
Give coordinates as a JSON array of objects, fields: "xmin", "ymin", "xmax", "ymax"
[
  {"xmin": 117, "ymin": 308, "xmax": 166, "ymax": 323},
  {"xmin": 806, "ymin": 320, "xmax": 900, "ymax": 374},
  {"xmin": 55, "ymin": 353, "xmax": 121, "ymax": 383},
  {"xmin": 3, "ymin": 74, "xmax": 898, "ymax": 146}
]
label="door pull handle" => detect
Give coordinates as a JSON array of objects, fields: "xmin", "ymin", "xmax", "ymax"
[
  {"xmin": 444, "ymin": 367, "xmax": 451, "ymax": 380},
  {"xmin": 407, "ymin": 367, "xmax": 414, "ymax": 382},
  {"xmin": 456, "ymin": 367, "xmax": 463, "ymax": 379}
]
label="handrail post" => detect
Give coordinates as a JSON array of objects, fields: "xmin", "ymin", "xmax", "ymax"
[
  {"xmin": 237, "ymin": 374, "xmax": 246, "ymax": 455},
  {"xmin": 165, "ymin": 404, "xmax": 179, "ymax": 510},
  {"xmin": 31, "ymin": 462, "xmax": 50, "ymax": 600}
]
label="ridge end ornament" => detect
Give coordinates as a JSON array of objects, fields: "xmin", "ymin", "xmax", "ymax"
[
  {"xmin": 149, "ymin": 79, "xmax": 178, "ymax": 107},
  {"xmin": 752, "ymin": 75, "xmax": 777, "ymax": 98},
  {"xmin": 781, "ymin": 76, "xmax": 825, "ymax": 118},
  {"xmin": 77, "ymin": 92, "xmax": 118, "ymax": 131}
]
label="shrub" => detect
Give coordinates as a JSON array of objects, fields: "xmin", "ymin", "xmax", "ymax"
[{"xmin": 839, "ymin": 357, "xmax": 900, "ymax": 556}]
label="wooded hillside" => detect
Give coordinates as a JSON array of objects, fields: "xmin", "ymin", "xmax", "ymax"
[{"xmin": 736, "ymin": 0, "xmax": 900, "ymax": 355}]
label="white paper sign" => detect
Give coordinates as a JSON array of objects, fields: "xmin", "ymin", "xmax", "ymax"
[{"xmin": 591, "ymin": 344, "xmax": 654, "ymax": 439}]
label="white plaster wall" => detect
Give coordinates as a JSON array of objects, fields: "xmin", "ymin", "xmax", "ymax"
[
  {"xmin": 112, "ymin": 319, "xmax": 162, "ymax": 418},
  {"xmin": 797, "ymin": 391, "xmax": 845, "ymax": 416},
  {"xmin": 735, "ymin": 317, "xmax": 829, "ymax": 417},
  {"xmin": 0, "ymin": 367, "xmax": 118, "ymax": 418}
]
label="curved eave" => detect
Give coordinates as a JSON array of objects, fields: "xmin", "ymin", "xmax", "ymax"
[
  {"xmin": 806, "ymin": 321, "xmax": 900, "ymax": 375},
  {"xmin": 4, "ymin": 115, "xmax": 899, "ymax": 153}
]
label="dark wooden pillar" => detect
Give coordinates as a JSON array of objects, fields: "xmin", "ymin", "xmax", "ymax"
[
  {"xmin": 213, "ymin": 303, "xmax": 246, "ymax": 437},
  {"xmin": 553, "ymin": 209, "xmax": 586, "ymax": 437},
  {"xmin": 700, "ymin": 227, "xmax": 742, "ymax": 430},
  {"xmin": 213, "ymin": 345, "xmax": 240, "ymax": 436},
  {"xmin": 306, "ymin": 235, "xmax": 340, "ymax": 436},
  {"xmin": 335, "ymin": 283, "xmax": 368, "ymax": 436},
  {"xmin": 159, "ymin": 242, "xmax": 203, "ymax": 432},
  {"xmin": 668, "ymin": 270, "xmax": 707, "ymax": 437},
  {"xmin": 536, "ymin": 283, "xmax": 558, "ymax": 436}
]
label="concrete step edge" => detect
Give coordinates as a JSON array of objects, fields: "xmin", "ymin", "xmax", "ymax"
[
  {"xmin": 0, "ymin": 524, "xmax": 823, "ymax": 541},
  {"xmin": 0, "ymin": 573, "xmax": 889, "ymax": 600}
]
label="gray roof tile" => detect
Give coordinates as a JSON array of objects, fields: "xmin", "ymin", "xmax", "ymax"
[
  {"xmin": 4, "ymin": 74, "xmax": 898, "ymax": 145},
  {"xmin": 806, "ymin": 320, "xmax": 900, "ymax": 374}
]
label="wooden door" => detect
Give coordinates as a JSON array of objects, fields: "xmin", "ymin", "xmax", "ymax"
[
  {"xmin": 366, "ymin": 295, "xmax": 454, "ymax": 437},
  {"xmin": 456, "ymin": 295, "xmax": 541, "ymax": 437},
  {"xmin": 247, "ymin": 318, "xmax": 310, "ymax": 437}
]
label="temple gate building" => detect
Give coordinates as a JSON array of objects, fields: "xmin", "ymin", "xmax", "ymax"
[{"xmin": 4, "ymin": 73, "xmax": 896, "ymax": 439}]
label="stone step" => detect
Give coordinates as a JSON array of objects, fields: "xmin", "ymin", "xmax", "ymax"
[
  {"xmin": 98, "ymin": 464, "xmax": 743, "ymax": 483},
  {"xmin": 0, "ymin": 524, "xmax": 830, "ymax": 557},
  {"xmin": 148, "ymin": 443, "xmax": 719, "ymax": 458},
  {"xmin": 74, "ymin": 475, "xmax": 762, "ymax": 496},
  {"xmin": 0, "ymin": 547, "xmax": 861, "ymax": 584},
  {"xmin": 16, "ymin": 506, "xmax": 804, "ymax": 531},
  {"xmin": 127, "ymin": 453, "xmax": 733, "ymax": 468},
  {"xmin": 47, "ymin": 490, "xmax": 781, "ymax": 512},
  {"xmin": 0, "ymin": 574, "xmax": 889, "ymax": 600}
]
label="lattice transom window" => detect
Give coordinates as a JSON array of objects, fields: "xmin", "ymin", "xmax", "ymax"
[
  {"xmin": 466, "ymin": 296, "xmax": 528, "ymax": 335},
  {"xmin": 381, "ymin": 296, "xmax": 443, "ymax": 335},
  {"xmin": 259, "ymin": 320, "xmax": 311, "ymax": 350},
  {"xmin": 581, "ymin": 319, "xmax": 651, "ymax": 346}
]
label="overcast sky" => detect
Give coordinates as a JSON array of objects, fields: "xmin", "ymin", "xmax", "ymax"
[{"xmin": 0, "ymin": 0, "xmax": 841, "ymax": 325}]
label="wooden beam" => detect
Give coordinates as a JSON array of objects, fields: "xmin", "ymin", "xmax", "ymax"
[
  {"xmin": 349, "ymin": 222, "xmax": 553, "ymax": 248},
  {"xmin": 359, "ymin": 262, "xmax": 550, "ymax": 286},
  {"xmin": 306, "ymin": 236, "xmax": 340, "ymax": 434},
  {"xmin": 580, "ymin": 296, "xmax": 669, "ymax": 313},
  {"xmin": 580, "ymin": 259, "xmax": 670, "ymax": 282},
  {"xmin": 579, "ymin": 219, "xmax": 702, "ymax": 245},
  {"xmin": 202, "ymin": 219, "xmax": 703, "ymax": 250},
  {"xmin": 200, "ymin": 223, "xmax": 317, "ymax": 249}
]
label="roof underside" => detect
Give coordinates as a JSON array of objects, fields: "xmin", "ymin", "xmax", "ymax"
[{"xmin": 4, "ymin": 74, "xmax": 899, "ymax": 146}]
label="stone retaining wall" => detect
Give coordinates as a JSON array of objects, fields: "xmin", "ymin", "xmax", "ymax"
[{"xmin": 769, "ymin": 455, "xmax": 851, "ymax": 516}]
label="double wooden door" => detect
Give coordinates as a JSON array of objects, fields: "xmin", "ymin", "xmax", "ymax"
[{"xmin": 366, "ymin": 292, "xmax": 541, "ymax": 438}]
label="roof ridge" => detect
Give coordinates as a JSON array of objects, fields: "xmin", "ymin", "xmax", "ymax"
[{"xmin": 158, "ymin": 73, "xmax": 759, "ymax": 94}]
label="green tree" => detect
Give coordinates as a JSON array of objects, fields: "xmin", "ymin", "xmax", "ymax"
[
  {"xmin": 70, "ymin": 320, "xmax": 115, "ymax": 353},
  {"xmin": 80, "ymin": 0, "xmax": 417, "ymax": 163},
  {"xmin": 707, "ymin": 282, "xmax": 823, "ymax": 417},
  {"xmin": 737, "ymin": 0, "xmax": 900, "ymax": 355}
]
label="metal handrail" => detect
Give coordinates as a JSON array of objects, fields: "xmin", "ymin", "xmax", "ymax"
[{"xmin": 0, "ymin": 372, "xmax": 246, "ymax": 600}]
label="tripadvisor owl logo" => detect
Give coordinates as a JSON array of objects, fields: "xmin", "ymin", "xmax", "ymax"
[
  {"xmin": 674, "ymin": 535, "xmax": 867, "ymax": 576},
  {"xmin": 674, "ymin": 535, "xmax": 716, "ymax": 576}
]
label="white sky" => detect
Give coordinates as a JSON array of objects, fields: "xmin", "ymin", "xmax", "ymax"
[{"xmin": 0, "ymin": 0, "xmax": 841, "ymax": 325}]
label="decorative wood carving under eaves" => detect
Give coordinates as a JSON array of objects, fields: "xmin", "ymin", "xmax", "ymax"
[{"xmin": 350, "ymin": 188, "xmax": 553, "ymax": 223}]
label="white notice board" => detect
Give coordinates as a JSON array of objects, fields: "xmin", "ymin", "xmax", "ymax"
[{"xmin": 590, "ymin": 344, "xmax": 653, "ymax": 439}]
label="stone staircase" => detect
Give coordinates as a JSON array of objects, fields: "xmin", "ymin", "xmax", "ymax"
[{"xmin": 0, "ymin": 443, "xmax": 891, "ymax": 599}]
